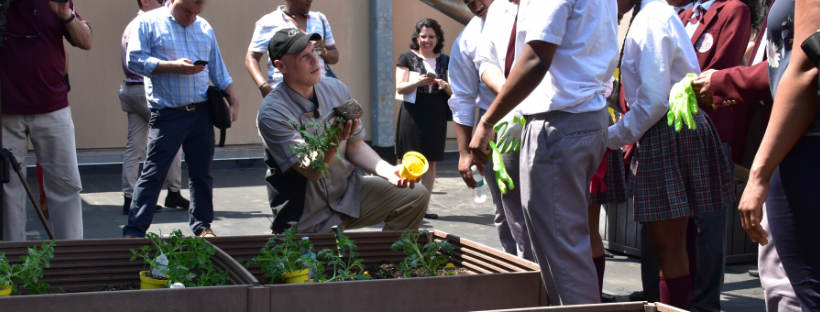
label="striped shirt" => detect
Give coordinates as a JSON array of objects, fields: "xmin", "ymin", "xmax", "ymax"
[{"xmin": 126, "ymin": 7, "xmax": 233, "ymax": 109}]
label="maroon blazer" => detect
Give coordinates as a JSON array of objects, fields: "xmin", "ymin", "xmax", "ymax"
[
  {"xmin": 679, "ymin": 0, "xmax": 751, "ymax": 143},
  {"xmin": 710, "ymin": 2, "xmax": 775, "ymax": 165}
]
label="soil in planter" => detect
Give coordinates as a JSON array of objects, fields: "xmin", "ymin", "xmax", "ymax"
[
  {"xmin": 363, "ymin": 261, "xmax": 471, "ymax": 279},
  {"xmin": 98, "ymin": 283, "xmax": 139, "ymax": 292},
  {"xmin": 141, "ymin": 272, "xmax": 168, "ymax": 281}
]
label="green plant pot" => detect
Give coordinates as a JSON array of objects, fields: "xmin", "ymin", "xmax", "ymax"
[
  {"xmin": 139, "ymin": 271, "xmax": 169, "ymax": 289},
  {"xmin": 0, "ymin": 284, "xmax": 11, "ymax": 296},
  {"xmin": 281, "ymin": 269, "xmax": 310, "ymax": 284}
]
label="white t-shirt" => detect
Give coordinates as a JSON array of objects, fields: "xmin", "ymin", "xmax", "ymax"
[
  {"xmin": 447, "ymin": 16, "xmax": 496, "ymax": 127},
  {"xmin": 514, "ymin": 0, "xmax": 619, "ymax": 115}
]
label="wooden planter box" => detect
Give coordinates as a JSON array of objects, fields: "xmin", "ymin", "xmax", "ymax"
[
  {"xmin": 207, "ymin": 230, "xmax": 549, "ymax": 312},
  {"xmin": 0, "ymin": 238, "xmax": 258, "ymax": 311},
  {"xmin": 480, "ymin": 302, "xmax": 688, "ymax": 312}
]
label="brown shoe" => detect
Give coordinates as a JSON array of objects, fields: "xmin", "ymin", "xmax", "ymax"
[
  {"xmin": 123, "ymin": 235, "xmax": 141, "ymax": 238},
  {"xmin": 39, "ymin": 196, "xmax": 49, "ymax": 218},
  {"xmin": 198, "ymin": 229, "xmax": 216, "ymax": 237}
]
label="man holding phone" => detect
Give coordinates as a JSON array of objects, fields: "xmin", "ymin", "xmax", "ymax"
[
  {"xmin": 2, "ymin": 0, "xmax": 92, "ymax": 241},
  {"xmin": 119, "ymin": 0, "xmax": 190, "ymax": 218},
  {"xmin": 124, "ymin": 0, "xmax": 239, "ymax": 238}
]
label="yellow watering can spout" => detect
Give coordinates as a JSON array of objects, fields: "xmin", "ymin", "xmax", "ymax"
[{"xmin": 400, "ymin": 151, "xmax": 429, "ymax": 180}]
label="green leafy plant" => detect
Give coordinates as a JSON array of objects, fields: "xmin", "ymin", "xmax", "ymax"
[
  {"xmin": 244, "ymin": 227, "xmax": 324, "ymax": 282},
  {"xmin": 0, "ymin": 239, "xmax": 56, "ymax": 295},
  {"xmin": 391, "ymin": 229, "xmax": 454, "ymax": 277},
  {"xmin": 289, "ymin": 99, "xmax": 364, "ymax": 179},
  {"xmin": 130, "ymin": 230, "xmax": 230, "ymax": 287},
  {"xmin": 316, "ymin": 229, "xmax": 370, "ymax": 282}
]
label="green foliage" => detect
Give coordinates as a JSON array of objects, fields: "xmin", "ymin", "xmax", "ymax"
[
  {"xmin": 245, "ymin": 227, "xmax": 324, "ymax": 282},
  {"xmin": 316, "ymin": 232, "xmax": 370, "ymax": 282},
  {"xmin": 0, "ymin": 240, "xmax": 56, "ymax": 295},
  {"xmin": 129, "ymin": 230, "xmax": 230, "ymax": 288},
  {"xmin": 391, "ymin": 229, "xmax": 454, "ymax": 277},
  {"xmin": 288, "ymin": 117, "xmax": 347, "ymax": 179}
]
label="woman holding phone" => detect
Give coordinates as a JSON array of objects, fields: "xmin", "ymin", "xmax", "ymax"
[{"xmin": 395, "ymin": 18, "xmax": 453, "ymax": 219}]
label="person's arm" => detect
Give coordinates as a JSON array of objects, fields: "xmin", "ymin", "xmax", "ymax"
[
  {"xmin": 694, "ymin": 3, "xmax": 751, "ymax": 109},
  {"xmin": 246, "ymin": 51, "xmax": 274, "ymax": 97},
  {"xmin": 468, "ymin": 41, "xmax": 558, "ymax": 163},
  {"xmin": 481, "ymin": 69, "xmax": 505, "ymax": 95},
  {"xmin": 608, "ymin": 22, "xmax": 678, "ymax": 149},
  {"xmin": 289, "ymin": 120, "xmax": 359, "ymax": 182},
  {"xmin": 317, "ymin": 14, "xmax": 339, "ymax": 65},
  {"xmin": 321, "ymin": 44, "xmax": 339, "ymax": 65},
  {"xmin": 448, "ymin": 33, "xmax": 482, "ymax": 187},
  {"xmin": 395, "ymin": 65, "xmax": 434, "ymax": 95},
  {"xmin": 699, "ymin": 61, "xmax": 772, "ymax": 108},
  {"xmin": 346, "ymin": 140, "xmax": 416, "ymax": 188},
  {"xmin": 207, "ymin": 27, "xmax": 239, "ymax": 121},
  {"xmin": 738, "ymin": 0, "xmax": 820, "ymax": 246},
  {"xmin": 49, "ymin": 1, "xmax": 92, "ymax": 50}
]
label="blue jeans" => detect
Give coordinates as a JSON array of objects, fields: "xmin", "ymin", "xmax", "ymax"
[{"xmin": 123, "ymin": 107, "xmax": 215, "ymax": 237}]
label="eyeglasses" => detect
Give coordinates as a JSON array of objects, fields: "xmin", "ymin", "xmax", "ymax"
[{"xmin": 419, "ymin": 35, "xmax": 437, "ymax": 40}]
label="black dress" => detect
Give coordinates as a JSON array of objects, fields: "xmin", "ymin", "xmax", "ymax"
[{"xmin": 395, "ymin": 50, "xmax": 451, "ymax": 162}]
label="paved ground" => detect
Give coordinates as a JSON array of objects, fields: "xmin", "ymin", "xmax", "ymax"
[{"xmin": 20, "ymin": 157, "xmax": 763, "ymax": 311}]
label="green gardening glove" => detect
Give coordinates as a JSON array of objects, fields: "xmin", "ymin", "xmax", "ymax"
[
  {"xmin": 488, "ymin": 141, "xmax": 514, "ymax": 194},
  {"xmin": 493, "ymin": 112, "xmax": 526, "ymax": 154},
  {"xmin": 667, "ymin": 73, "xmax": 699, "ymax": 132}
]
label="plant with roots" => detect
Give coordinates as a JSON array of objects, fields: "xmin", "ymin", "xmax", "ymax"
[{"xmin": 289, "ymin": 99, "xmax": 364, "ymax": 179}]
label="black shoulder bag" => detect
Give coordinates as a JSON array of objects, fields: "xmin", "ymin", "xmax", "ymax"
[
  {"xmin": 801, "ymin": 30, "xmax": 820, "ymax": 104},
  {"xmin": 207, "ymin": 86, "xmax": 231, "ymax": 147}
]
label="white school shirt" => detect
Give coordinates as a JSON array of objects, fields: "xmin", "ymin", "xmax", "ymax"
[
  {"xmin": 684, "ymin": 0, "xmax": 716, "ymax": 38},
  {"xmin": 447, "ymin": 17, "xmax": 495, "ymax": 127},
  {"xmin": 472, "ymin": 1, "xmax": 522, "ymax": 119},
  {"xmin": 607, "ymin": 0, "xmax": 702, "ymax": 149},
  {"xmin": 513, "ymin": 0, "xmax": 618, "ymax": 115}
]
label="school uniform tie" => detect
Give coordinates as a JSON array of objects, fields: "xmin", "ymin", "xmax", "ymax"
[
  {"xmin": 687, "ymin": 4, "xmax": 705, "ymax": 25},
  {"xmin": 504, "ymin": 15, "xmax": 518, "ymax": 77}
]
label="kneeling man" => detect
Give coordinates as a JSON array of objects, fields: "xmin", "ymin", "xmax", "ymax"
[{"xmin": 257, "ymin": 28, "xmax": 428, "ymax": 234}]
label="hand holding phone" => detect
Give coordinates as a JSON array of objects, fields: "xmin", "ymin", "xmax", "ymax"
[
  {"xmin": 425, "ymin": 72, "xmax": 437, "ymax": 79},
  {"xmin": 194, "ymin": 60, "xmax": 209, "ymax": 66}
]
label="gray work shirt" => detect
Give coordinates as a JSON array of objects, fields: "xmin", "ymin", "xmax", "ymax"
[{"xmin": 256, "ymin": 78, "xmax": 366, "ymax": 233}]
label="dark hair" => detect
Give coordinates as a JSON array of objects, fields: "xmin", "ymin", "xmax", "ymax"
[
  {"xmin": 610, "ymin": 0, "xmax": 643, "ymax": 106},
  {"xmin": 409, "ymin": 18, "xmax": 445, "ymax": 54},
  {"xmin": 137, "ymin": 0, "xmax": 164, "ymax": 9},
  {"xmin": 742, "ymin": 0, "xmax": 770, "ymax": 35}
]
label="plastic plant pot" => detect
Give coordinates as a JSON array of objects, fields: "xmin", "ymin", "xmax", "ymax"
[
  {"xmin": 400, "ymin": 151, "xmax": 429, "ymax": 180},
  {"xmin": 281, "ymin": 269, "xmax": 310, "ymax": 284},
  {"xmin": 0, "ymin": 285, "xmax": 11, "ymax": 297},
  {"xmin": 139, "ymin": 271, "xmax": 169, "ymax": 289}
]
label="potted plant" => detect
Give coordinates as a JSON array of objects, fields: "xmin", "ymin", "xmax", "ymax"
[
  {"xmin": 390, "ymin": 229, "xmax": 454, "ymax": 277},
  {"xmin": 0, "ymin": 240, "xmax": 55, "ymax": 296},
  {"xmin": 245, "ymin": 227, "xmax": 323, "ymax": 284},
  {"xmin": 130, "ymin": 230, "xmax": 230, "ymax": 289}
]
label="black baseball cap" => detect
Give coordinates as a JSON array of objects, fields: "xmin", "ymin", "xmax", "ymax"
[{"xmin": 268, "ymin": 28, "xmax": 322, "ymax": 62}]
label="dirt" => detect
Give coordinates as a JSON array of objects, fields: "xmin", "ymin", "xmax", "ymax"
[
  {"xmin": 98, "ymin": 283, "xmax": 138, "ymax": 292},
  {"xmin": 256, "ymin": 261, "xmax": 471, "ymax": 284},
  {"xmin": 141, "ymin": 272, "xmax": 168, "ymax": 281}
]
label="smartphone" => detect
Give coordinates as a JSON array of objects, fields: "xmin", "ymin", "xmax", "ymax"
[
  {"xmin": 194, "ymin": 60, "xmax": 209, "ymax": 66},
  {"xmin": 425, "ymin": 72, "xmax": 437, "ymax": 79}
]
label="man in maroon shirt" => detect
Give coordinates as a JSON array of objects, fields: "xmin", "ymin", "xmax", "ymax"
[{"xmin": 1, "ymin": 0, "xmax": 92, "ymax": 241}]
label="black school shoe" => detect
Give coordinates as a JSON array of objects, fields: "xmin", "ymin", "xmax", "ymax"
[
  {"xmin": 424, "ymin": 213, "xmax": 438, "ymax": 219},
  {"xmin": 164, "ymin": 189, "xmax": 190, "ymax": 209}
]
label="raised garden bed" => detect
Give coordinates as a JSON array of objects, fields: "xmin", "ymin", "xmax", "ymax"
[
  {"xmin": 478, "ymin": 302, "xmax": 688, "ymax": 311},
  {"xmin": 0, "ymin": 238, "xmax": 258, "ymax": 311},
  {"xmin": 207, "ymin": 230, "xmax": 548, "ymax": 312}
]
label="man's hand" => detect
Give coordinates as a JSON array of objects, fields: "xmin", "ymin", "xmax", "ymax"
[
  {"xmin": 667, "ymin": 73, "xmax": 699, "ymax": 132},
  {"xmin": 386, "ymin": 165, "xmax": 418, "ymax": 188},
  {"xmin": 175, "ymin": 58, "xmax": 206, "ymax": 75},
  {"xmin": 47, "ymin": 1, "xmax": 72, "ymax": 20},
  {"xmin": 313, "ymin": 39, "xmax": 326, "ymax": 55},
  {"xmin": 693, "ymin": 69, "xmax": 717, "ymax": 107},
  {"xmin": 493, "ymin": 111, "xmax": 525, "ymax": 154},
  {"xmin": 260, "ymin": 83, "xmax": 274, "ymax": 98},
  {"xmin": 738, "ymin": 177, "xmax": 770, "ymax": 246},
  {"xmin": 229, "ymin": 104, "xmax": 239, "ymax": 122},
  {"xmin": 469, "ymin": 120, "xmax": 495, "ymax": 165},
  {"xmin": 458, "ymin": 152, "xmax": 477, "ymax": 188},
  {"xmin": 334, "ymin": 119, "xmax": 360, "ymax": 143}
]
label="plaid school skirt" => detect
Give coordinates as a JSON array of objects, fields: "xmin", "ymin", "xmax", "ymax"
[
  {"xmin": 627, "ymin": 113, "xmax": 734, "ymax": 222},
  {"xmin": 589, "ymin": 148, "xmax": 627, "ymax": 205}
]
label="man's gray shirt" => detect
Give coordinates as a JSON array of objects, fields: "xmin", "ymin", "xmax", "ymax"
[{"xmin": 256, "ymin": 78, "xmax": 366, "ymax": 233}]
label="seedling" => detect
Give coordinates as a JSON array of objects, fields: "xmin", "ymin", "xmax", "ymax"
[
  {"xmin": 316, "ymin": 229, "xmax": 370, "ymax": 282},
  {"xmin": 245, "ymin": 227, "xmax": 324, "ymax": 282},
  {"xmin": 289, "ymin": 99, "xmax": 364, "ymax": 179},
  {"xmin": 130, "ymin": 230, "xmax": 230, "ymax": 287},
  {"xmin": 391, "ymin": 229, "xmax": 454, "ymax": 277},
  {"xmin": 0, "ymin": 239, "xmax": 56, "ymax": 295}
]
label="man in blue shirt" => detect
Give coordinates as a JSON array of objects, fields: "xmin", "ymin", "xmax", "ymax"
[{"xmin": 123, "ymin": 0, "xmax": 239, "ymax": 238}]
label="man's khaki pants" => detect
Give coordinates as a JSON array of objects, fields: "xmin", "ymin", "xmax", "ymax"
[
  {"xmin": 339, "ymin": 176, "xmax": 428, "ymax": 231},
  {"xmin": 2, "ymin": 106, "xmax": 83, "ymax": 241}
]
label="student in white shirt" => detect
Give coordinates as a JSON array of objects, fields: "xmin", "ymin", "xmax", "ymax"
[
  {"xmin": 449, "ymin": 0, "xmax": 535, "ymax": 261},
  {"xmin": 468, "ymin": 0, "xmax": 619, "ymax": 305},
  {"xmin": 607, "ymin": 0, "xmax": 734, "ymax": 308}
]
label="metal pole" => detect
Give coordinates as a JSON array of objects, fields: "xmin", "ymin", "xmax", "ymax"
[{"xmin": 369, "ymin": 0, "xmax": 396, "ymax": 162}]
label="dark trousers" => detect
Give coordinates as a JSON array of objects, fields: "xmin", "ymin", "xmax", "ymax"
[
  {"xmin": 767, "ymin": 136, "xmax": 820, "ymax": 311},
  {"xmin": 123, "ymin": 107, "xmax": 215, "ymax": 237}
]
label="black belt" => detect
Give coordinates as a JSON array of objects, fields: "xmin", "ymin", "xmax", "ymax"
[
  {"xmin": 125, "ymin": 81, "xmax": 144, "ymax": 85},
  {"xmin": 167, "ymin": 101, "xmax": 207, "ymax": 111}
]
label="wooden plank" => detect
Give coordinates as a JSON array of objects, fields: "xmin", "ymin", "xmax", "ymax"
[{"xmin": 474, "ymin": 302, "xmax": 647, "ymax": 311}]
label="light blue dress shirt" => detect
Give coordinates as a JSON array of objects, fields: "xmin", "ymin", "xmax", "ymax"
[{"xmin": 127, "ymin": 7, "xmax": 233, "ymax": 109}]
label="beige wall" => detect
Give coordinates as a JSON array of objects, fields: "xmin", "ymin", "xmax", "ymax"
[{"xmin": 66, "ymin": 0, "xmax": 463, "ymax": 150}]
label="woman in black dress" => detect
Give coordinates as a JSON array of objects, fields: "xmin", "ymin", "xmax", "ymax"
[{"xmin": 395, "ymin": 18, "xmax": 452, "ymax": 219}]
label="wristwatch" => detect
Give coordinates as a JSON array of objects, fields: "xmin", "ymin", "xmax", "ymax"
[
  {"xmin": 61, "ymin": 12, "xmax": 76, "ymax": 24},
  {"xmin": 321, "ymin": 48, "xmax": 328, "ymax": 58}
]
